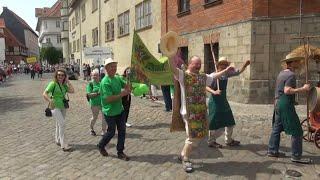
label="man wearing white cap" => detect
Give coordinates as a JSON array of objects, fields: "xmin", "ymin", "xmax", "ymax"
[
  {"xmin": 267, "ymin": 53, "xmax": 311, "ymax": 164},
  {"xmin": 97, "ymin": 58, "xmax": 131, "ymax": 161},
  {"xmin": 206, "ymin": 57, "xmax": 250, "ymax": 148}
]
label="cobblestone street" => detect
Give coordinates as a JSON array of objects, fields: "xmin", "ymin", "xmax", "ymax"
[{"xmin": 0, "ymin": 74, "xmax": 320, "ymax": 179}]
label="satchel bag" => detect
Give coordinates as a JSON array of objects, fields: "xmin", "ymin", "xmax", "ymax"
[{"xmin": 45, "ymin": 83, "xmax": 56, "ymax": 117}]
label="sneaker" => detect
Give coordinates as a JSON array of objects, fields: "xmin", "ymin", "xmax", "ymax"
[
  {"xmin": 118, "ymin": 152, "xmax": 130, "ymax": 161},
  {"xmin": 267, "ymin": 151, "xmax": 286, "ymax": 158},
  {"xmin": 226, "ymin": 140, "xmax": 240, "ymax": 146},
  {"xmin": 97, "ymin": 145, "xmax": 108, "ymax": 157},
  {"xmin": 90, "ymin": 129, "xmax": 96, "ymax": 136},
  {"xmin": 55, "ymin": 142, "xmax": 61, "ymax": 146},
  {"xmin": 182, "ymin": 160, "xmax": 193, "ymax": 173},
  {"xmin": 291, "ymin": 157, "xmax": 312, "ymax": 164},
  {"xmin": 62, "ymin": 145, "xmax": 73, "ymax": 152},
  {"xmin": 208, "ymin": 142, "xmax": 223, "ymax": 148},
  {"xmin": 126, "ymin": 123, "xmax": 132, "ymax": 127}
]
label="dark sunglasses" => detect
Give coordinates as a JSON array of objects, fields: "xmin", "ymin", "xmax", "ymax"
[{"xmin": 57, "ymin": 73, "xmax": 65, "ymax": 77}]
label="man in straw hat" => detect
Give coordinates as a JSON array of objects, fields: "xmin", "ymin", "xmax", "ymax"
[
  {"xmin": 206, "ymin": 57, "xmax": 250, "ymax": 148},
  {"xmin": 97, "ymin": 58, "xmax": 131, "ymax": 161},
  {"xmin": 267, "ymin": 53, "xmax": 311, "ymax": 164}
]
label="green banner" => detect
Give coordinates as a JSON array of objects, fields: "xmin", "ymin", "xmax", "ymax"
[{"xmin": 130, "ymin": 31, "xmax": 173, "ymax": 85}]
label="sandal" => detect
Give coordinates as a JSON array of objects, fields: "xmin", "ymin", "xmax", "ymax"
[
  {"xmin": 90, "ymin": 129, "xmax": 96, "ymax": 136},
  {"xmin": 226, "ymin": 140, "xmax": 240, "ymax": 146},
  {"xmin": 208, "ymin": 142, "xmax": 223, "ymax": 148}
]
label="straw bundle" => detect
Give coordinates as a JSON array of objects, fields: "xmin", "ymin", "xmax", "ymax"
[{"xmin": 291, "ymin": 45, "xmax": 320, "ymax": 62}]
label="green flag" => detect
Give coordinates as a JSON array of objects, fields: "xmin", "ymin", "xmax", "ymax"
[{"xmin": 130, "ymin": 31, "xmax": 173, "ymax": 85}]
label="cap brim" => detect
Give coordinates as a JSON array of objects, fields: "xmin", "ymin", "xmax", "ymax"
[
  {"xmin": 217, "ymin": 60, "xmax": 230, "ymax": 66},
  {"xmin": 281, "ymin": 56, "xmax": 304, "ymax": 62}
]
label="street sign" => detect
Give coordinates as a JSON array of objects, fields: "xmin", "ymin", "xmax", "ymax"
[
  {"xmin": 26, "ymin": 57, "xmax": 37, "ymax": 64},
  {"xmin": 83, "ymin": 47, "xmax": 112, "ymax": 65}
]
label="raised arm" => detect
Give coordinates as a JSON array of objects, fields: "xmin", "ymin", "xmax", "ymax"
[
  {"xmin": 239, "ymin": 60, "xmax": 250, "ymax": 74},
  {"xmin": 168, "ymin": 56, "xmax": 178, "ymax": 78}
]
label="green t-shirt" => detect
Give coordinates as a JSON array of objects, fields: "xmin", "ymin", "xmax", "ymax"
[
  {"xmin": 45, "ymin": 81, "xmax": 68, "ymax": 109},
  {"xmin": 100, "ymin": 75, "xmax": 126, "ymax": 116},
  {"xmin": 86, "ymin": 81, "xmax": 101, "ymax": 106}
]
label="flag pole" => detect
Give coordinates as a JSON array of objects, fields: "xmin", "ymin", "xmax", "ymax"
[{"xmin": 210, "ymin": 33, "xmax": 220, "ymax": 90}]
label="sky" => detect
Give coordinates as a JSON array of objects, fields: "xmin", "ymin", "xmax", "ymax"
[{"xmin": 0, "ymin": 0, "xmax": 58, "ymax": 32}]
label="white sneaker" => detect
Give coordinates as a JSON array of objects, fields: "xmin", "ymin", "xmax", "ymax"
[{"xmin": 126, "ymin": 123, "xmax": 132, "ymax": 127}]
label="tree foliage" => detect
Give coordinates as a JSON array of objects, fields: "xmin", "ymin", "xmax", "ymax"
[{"xmin": 40, "ymin": 47, "xmax": 63, "ymax": 65}]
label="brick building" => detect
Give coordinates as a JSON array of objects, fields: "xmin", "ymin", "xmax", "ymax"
[
  {"xmin": 0, "ymin": 7, "xmax": 39, "ymax": 63},
  {"xmin": 162, "ymin": 0, "xmax": 320, "ymax": 104},
  {"xmin": 0, "ymin": 18, "xmax": 28, "ymax": 65}
]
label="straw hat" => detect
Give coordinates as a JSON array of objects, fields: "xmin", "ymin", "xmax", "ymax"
[
  {"xmin": 105, "ymin": 58, "xmax": 117, "ymax": 66},
  {"xmin": 217, "ymin": 56, "xmax": 231, "ymax": 66},
  {"xmin": 160, "ymin": 31, "xmax": 180, "ymax": 57},
  {"xmin": 281, "ymin": 53, "xmax": 304, "ymax": 63}
]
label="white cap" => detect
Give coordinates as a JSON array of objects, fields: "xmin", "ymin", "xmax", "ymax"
[
  {"xmin": 105, "ymin": 58, "xmax": 117, "ymax": 66},
  {"xmin": 218, "ymin": 56, "xmax": 227, "ymax": 62}
]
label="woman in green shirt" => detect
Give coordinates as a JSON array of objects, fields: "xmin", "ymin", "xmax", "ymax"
[
  {"xmin": 86, "ymin": 69, "xmax": 106, "ymax": 136},
  {"xmin": 43, "ymin": 69, "xmax": 75, "ymax": 152}
]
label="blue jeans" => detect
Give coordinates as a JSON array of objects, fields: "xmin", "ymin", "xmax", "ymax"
[
  {"xmin": 268, "ymin": 107, "xmax": 302, "ymax": 158},
  {"xmin": 98, "ymin": 112, "xmax": 126, "ymax": 153},
  {"xmin": 161, "ymin": 85, "xmax": 172, "ymax": 111}
]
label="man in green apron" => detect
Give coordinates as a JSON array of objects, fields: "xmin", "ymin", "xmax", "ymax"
[
  {"xmin": 267, "ymin": 53, "xmax": 311, "ymax": 164},
  {"xmin": 207, "ymin": 57, "xmax": 250, "ymax": 148},
  {"xmin": 169, "ymin": 55, "xmax": 233, "ymax": 172}
]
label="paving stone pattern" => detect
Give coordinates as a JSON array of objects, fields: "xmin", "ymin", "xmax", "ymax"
[{"xmin": 0, "ymin": 74, "xmax": 319, "ymax": 179}]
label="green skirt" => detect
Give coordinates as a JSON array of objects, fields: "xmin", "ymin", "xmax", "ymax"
[
  {"xmin": 208, "ymin": 92, "xmax": 235, "ymax": 130},
  {"xmin": 277, "ymin": 95, "xmax": 303, "ymax": 136}
]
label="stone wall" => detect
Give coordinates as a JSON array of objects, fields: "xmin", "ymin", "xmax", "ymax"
[
  {"xmin": 181, "ymin": 15, "xmax": 320, "ymax": 104},
  {"xmin": 250, "ymin": 15, "xmax": 320, "ymax": 104}
]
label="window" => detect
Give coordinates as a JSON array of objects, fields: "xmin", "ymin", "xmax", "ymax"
[
  {"xmin": 82, "ymin": 35, "xmax": 86, "ymax": 47},
  {"xmin": 57, "ymin": 35, "xmax": 61, "ymax": 43},
  {"xmin": 56, "ymin": 20, "xmax": 60, "ymax": 28},
  {"xmin": 92, "ymin": 27, "xmax": 98, "ymax": 46},
  {"xmin": 77, "ymin": 39, "xmax": 80, "ymax": 52},
  {"xmin": 118, "ymin": 10, "xmax": 130, "ymax": 36},
  {"xmin": 178, "ymin": 0, "xmax": 190, "ymax": 13},
  {"xmin": 46, "ymin": 38, "xmax": 51, "ymax": 43},
  {"xmin": 203, "ymin": 0, "xmax": 222, "ymax": 8},
  {"xmin": 75, "ymin": 8, "xmax": 80, "ymax": 25},
  {"xmin": 135, "ymin": 0, "xmax": 152, "ymax": 30},
  {"xmin": 105, "ymin": 19, "xmax": 114, "ymax": 41},
  {"xmin": 73, "ymin": 41, "xmax": 76, "ymax": 52},
  {"xmin": 69, "ymin": 42, "xmax": 72, "ymax": 54},
  {"xmin": 92, "ymin": 0, "xmax": 98, "ymax": 13},
  {"xmin": 69, "ymin": 21, "xmax": 71, "ymax": 32},
  {"xmin": 63, "ymin": 21, "xmax": 68, "ymax": 31},
  {"xmin": 72, "ymin": 17, "xmax": 75, "ymax": 30},
  {"xmin": 44, "ymin": 21, "xmax": 47, "ymax": 29},
  {"xmin": 81, "ymin": 3, "xmax": 86, "ymax": 21}
]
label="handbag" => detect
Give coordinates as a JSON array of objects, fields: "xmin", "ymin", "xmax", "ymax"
[{"xmin": 45, "ymin": 83, "xmax": 56, "ymax": 117}]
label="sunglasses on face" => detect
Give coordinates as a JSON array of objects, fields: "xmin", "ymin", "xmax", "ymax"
[{"xmin": 57, "ymin": 73, "xmax": 65, "ymax": 77}]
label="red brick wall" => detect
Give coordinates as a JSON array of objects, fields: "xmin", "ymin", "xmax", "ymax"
[
  {"xmin": 162, "ymin": 0, "xmax": 320, "ymax": 35},
  {"xmin": 162, "ymin": 0, "xmax": 253, "ymax": 35},
  {"xmin": 253, "ymin": 0, "xmax": 320, "ymax": 17}
]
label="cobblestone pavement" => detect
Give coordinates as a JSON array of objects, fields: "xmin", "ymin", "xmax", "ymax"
[{"xmin": 0, "ymin": 74, "xmax": 319, "ymax": 180}]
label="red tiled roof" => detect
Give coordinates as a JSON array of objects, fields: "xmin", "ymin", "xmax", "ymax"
[
  {"xmin": 36, "ymin": 1, "xmax": 61, "ymax": 18},
  {"xmin": 5, "ymin": 8, "xmax": 38, "ymax": 37},
  {"xmin": 0, "ymin": 18, "xmax": 5, "ymax": 28},
  {"xmin": 4, "ymin": 28, "xmax": 26, "ymax": 47}
]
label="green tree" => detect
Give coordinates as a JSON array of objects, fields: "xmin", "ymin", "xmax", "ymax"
[{"xmin": 40, "ymin": 47, "xmax": 63, "ymax": 65}]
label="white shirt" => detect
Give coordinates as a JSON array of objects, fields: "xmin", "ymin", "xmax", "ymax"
[
  {"xmin": 100, "ymin": 67, "xmax": 105, "ymax": 74},
  {"xmin": 177, "ymin": 69, "xmax": 217, "ymax": 116}
]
